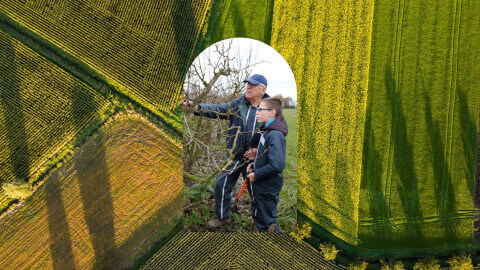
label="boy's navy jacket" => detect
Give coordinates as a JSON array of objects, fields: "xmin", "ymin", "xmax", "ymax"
[
  {"xmin": 194, "ymin": 94, "xmax": 269, "ymax": 160},
  {"xmin": 252, "ymin": 114, "xmax": 288, "ymax": 195}
]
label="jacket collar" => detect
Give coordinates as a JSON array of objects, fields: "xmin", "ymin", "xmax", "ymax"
[{"xmin": 260, "ymin": 114, "xmax": 288, "ymax": 136}]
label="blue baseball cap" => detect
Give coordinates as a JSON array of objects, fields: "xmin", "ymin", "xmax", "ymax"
[{"xmin": 243, "ymin": 74, "xmax": 268, "ymax": 87}]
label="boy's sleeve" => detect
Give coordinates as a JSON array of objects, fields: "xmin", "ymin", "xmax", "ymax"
[
  {"xmin": 254, "ymin": 131, "xmax": 286, "ymax": 181},
  {"xmin": 194, "ymin": 101, "xmax": 234, "ymax": 120}
]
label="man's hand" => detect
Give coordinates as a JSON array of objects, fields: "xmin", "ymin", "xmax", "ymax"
[
  {"xmin": 247, "ymin": 172, "xmax": 255, "ymax": 183},
  {"xmin": 243, "ymin": 148, "xmax": 257, "ymax": 160},
  {"xmin": 183, "ymin": 99, "xmax": 198, "ymax": 110}
]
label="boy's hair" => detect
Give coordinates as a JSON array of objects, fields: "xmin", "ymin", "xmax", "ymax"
[{"xmin": 261, "ymin": 97, "xmax": 283, "ymax": 117}]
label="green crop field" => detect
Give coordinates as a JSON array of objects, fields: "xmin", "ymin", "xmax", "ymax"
[
  {"xmin": 199, "ymin": 0, "xmax": 274, "ymax": 47},
  {"xmin": 0, "ymin": 115, "xmax": 182, "ymax": 269},
  {"xmin": 0, "ymin": 0, "xmax": 212, "ymax": 112},
  {"xmin": 0, "ymin": 29, "xmax": 109, "ymax": 211},
  {"xmin": 358, "ymin": 0, "xmax": 480, "ymax": 251}
]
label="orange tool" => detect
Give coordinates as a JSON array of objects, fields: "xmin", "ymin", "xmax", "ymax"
[{"xmin": 237, "ymin": 178, "xmax": 248, "ymax": 199}]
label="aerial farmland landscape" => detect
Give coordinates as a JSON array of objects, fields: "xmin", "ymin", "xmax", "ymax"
[{"xmin": 0, "ymin": 0, "xmax": 479, "ymax": 269}]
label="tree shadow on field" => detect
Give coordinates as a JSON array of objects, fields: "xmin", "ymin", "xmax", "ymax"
[
  {"xmin": 385, "ymin": 67, "xmax": 425, "ymax": 244},
  {"xmin": 44, "ymin": 175, "xmax": 77, "ymax": 269},
  {"xmin": 230, "ymin": 1, "xmax": 247, "ymax": 38},
  {"xmin": 0, "ymin": 33, "xmax": 77, "ymax": 269},
  {"xmin": 360, "ymin": 103, "xmax": 393, "ymax": 246},
  {"xmin": 457, "ymin": 88, "xmax": 476, "ymax": 199},
  {"xmin": 0, "ymin": 31, "xmax": 29, "ymax": 185},
  {"xmin": 72, "ymin": 84, "xmax": 116, "ymax": 269},
  {"xmin": 172, "ymin": 0, "xmax": 196, "ymax": 85},
  {"xmin": 422, "ymin": 89, "xmax": 458, "ymax": 242}
]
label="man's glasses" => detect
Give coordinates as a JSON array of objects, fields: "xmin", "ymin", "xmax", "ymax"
[{"xmin": 257, "ymin": 108, "xmax": 273, "ymax": 112}]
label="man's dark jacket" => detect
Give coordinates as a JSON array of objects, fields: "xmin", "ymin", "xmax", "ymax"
[{"xmin": 195, "ymin": 94, "xmax": 269, "ymax": 160}]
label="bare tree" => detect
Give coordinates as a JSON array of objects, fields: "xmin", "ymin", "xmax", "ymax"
[
  {"xmin": 273, "ymin": 94, "xmax": 297, "ymax": 109},
  {"xmin": 183, "ymin": 39, "xmax": 268, "ymax": 183}
]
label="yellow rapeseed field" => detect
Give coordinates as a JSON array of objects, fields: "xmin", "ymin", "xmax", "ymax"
[{"xmin": 271, "ymin": 0, "xmax": 375, "ymax": 245}]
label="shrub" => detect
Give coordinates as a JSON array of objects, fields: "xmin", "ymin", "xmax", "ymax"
[
  {"xmin": 231, "ymin": 213, "xmax": 251, "ymax": 232},
  {"xmin": 447, "ymin": 252, "xmax": 473, "ymax": 270},
  {"xmin": 2, "ymin": 179, "xmax": 33, "ymax": 200},
  {"xmin": 183, "ymin": 211, "xmax": 203, "ymax": 227},
  {"xmin": 413, "ymin": 257, "xmax": 440, "ymax": 270},
  {"xmin": 319, "ymin": 242, "xmax": 339, "ymax": 261},
  {"xmin": 380, "ymin": 259, "xmax": 404, "ymax": 270},
  {"xmin": 348, "ymin": 259, "xmax": 368, "ymax": 270},
  {"xmin": 289, "ymin": 222, "xmax": 311, "ymax": 242}
]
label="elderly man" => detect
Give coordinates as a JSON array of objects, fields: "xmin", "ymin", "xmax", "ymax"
[{"xmin": 184, "ymin": 74, "xmax": 269, "ymax": 228}]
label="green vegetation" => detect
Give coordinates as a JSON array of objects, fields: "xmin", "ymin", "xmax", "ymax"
[
  {"xmin": 359, "ymin": 0, "xmax": 480, "ymax": 250},
  {"xmin": 0, "ymin": 0, "xmax": 477, "ymax": 266},
  {"xmin": 290, "ymin": 222, "xmax": 312, "ymax": 243},
  {"xmin": 2, "ymin": 179, "xmax": 32, "ymax": 200},
  {"xmin": 380, "ymin": 259, "xmax": 405, "ymax": 270},
  {"xmin": 0, "ymin": 9, "xmax": 183, "ymax": 136},
  {"xmin": 196, "ymin": 0, "xmax": 274, "ymax": 54},
  {"xmin": 447, "ymin": 253, "xmax": 474, "ymax": 270},
  {"xmin": 196, "ymin": 0, "xmax": 480, "ymax": 260},
  {"xmin": 319, "ymin": 242, "xmax": 339, "ymax": 261},
  {"xmin": 348, "ymin": 260, "xmax": 369, "ymax": 270},
  {"xmin": 231, "ymin": 213, "xmax": 252, "ymax": 232},
  {"xmin": 413, "ymin": 257, "xmax": 441, "ymax": 270},
  {"xmin": 183, "ymin": 210, "xmax": 204, "ymax": 228},
  {"xmin": 184, "ymin": 181, "xmax": 215, "ymax": 204},
  {"xmin": 274, "ymin": 0, "xmax": 375, "ymax": 246}
]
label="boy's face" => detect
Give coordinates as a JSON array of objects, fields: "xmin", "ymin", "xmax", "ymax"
[{"xmin": 256, "ymin": 101, "xmax": 275, "ymax": 123}]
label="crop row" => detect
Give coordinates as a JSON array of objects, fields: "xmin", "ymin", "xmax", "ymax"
[
  {"xmin": 0, "ymin": 30, "xmax": 109, "ymax": 210},
  {"xmin": 0, "ymin": 0, "xmax": 212, "ymax": 112},
  {"xmin": 141, "ymin": 232, "xmax": 341, "ymax": 269}
]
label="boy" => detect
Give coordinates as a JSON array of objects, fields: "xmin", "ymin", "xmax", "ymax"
[{"xmin": 246, "ymin": 97, "xmax": 288, "ymax": 233}]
